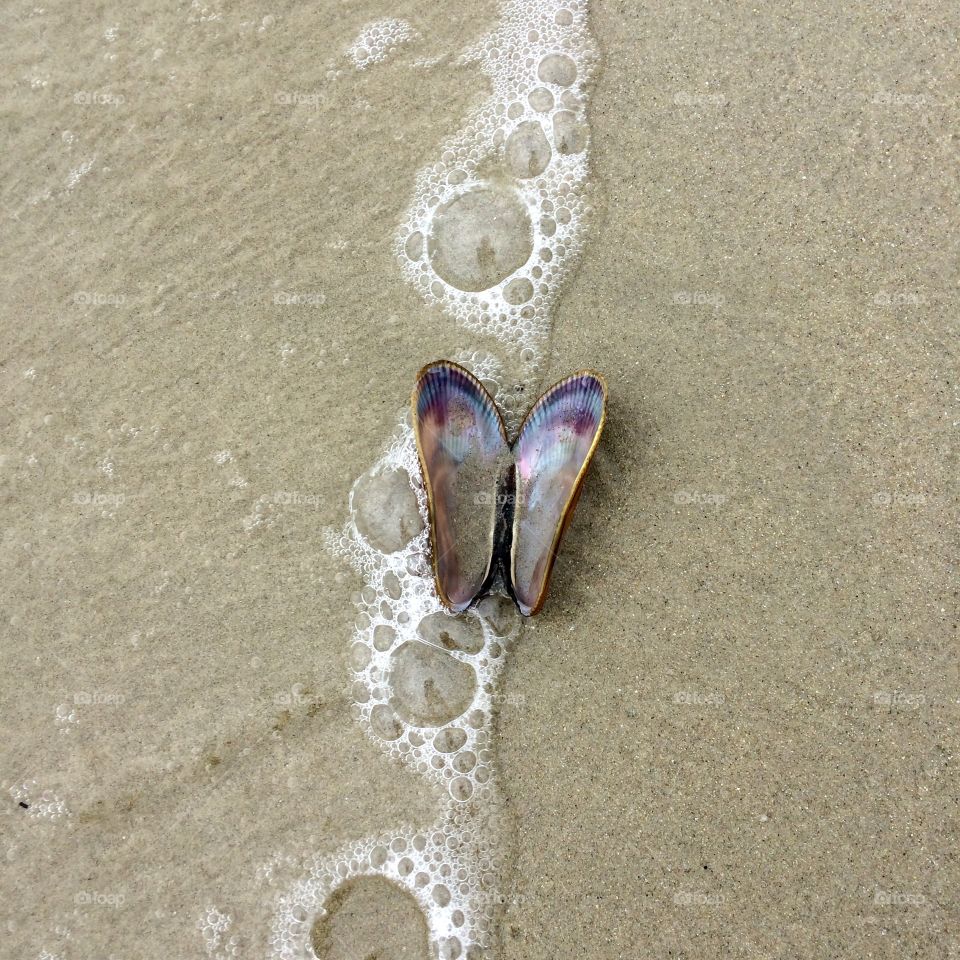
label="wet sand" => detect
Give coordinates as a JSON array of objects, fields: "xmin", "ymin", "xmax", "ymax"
[{"xmin": 1, "ymin": 0, "xmax": 956, "ymax": 957}]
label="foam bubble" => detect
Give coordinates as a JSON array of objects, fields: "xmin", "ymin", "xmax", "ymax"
[
  {"xmin": 428, "ymin": 187, "xmax": 533, "ymax": 292},
  {"xmin": 528, "ymin": 86, "xmax": 554, "ymax": 112},
  {"xmin": 553, "ymin": 110, "xmax": 587, "ymax": 154},
  {"xmin": 504, "ymin": 121, "xmax": 552, "ymax": 178},
  {"xmin": 373, "ymin": 623, "xmax": 397, "ymax": 651},
  {"xmin": 537, "ymin": 52, "xmax": 577, "ymax": 86},
  {"xmin": 418, "ymin": 611, "xmax": 485, "ymax": 655},
  {"xmin": 474, "ymin": 595, "xmax": 520, "ymax": 637},
  {"xmin": 390, "ymin": 641, "xmax": 477, "ymax": 726},
  {"xmin": 310, "ymin": 877, "xmax": 430, "ymax": 958},
  {"xmin": 348, "ymin": 18, "xmax": 419, "ymax": 70},
  {"xmin": 503, "ymin": 276, "xmax": 534, "ymax": 305},
  {"xmin": 351, "ymin": 467, "xmax": 423, "ymax": 554},
  {"xmin": 434, "ymin": 728, "xmax": 468, "ymax": 752},
  {"xmin": 405, "ymin": 231, "xmax": 424, "ymax": 261},
  {"xmin": 374, "ymin": 704, "xmax": 408, "ymax": 740}
]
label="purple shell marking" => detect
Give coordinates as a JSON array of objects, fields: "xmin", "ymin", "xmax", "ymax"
[
  {"xmin": 412, "ymin": 361, "xmax": 607, "ymax": 616},
  {"xmin": 511, "ymin": 372, "xmax": 607, "ymax": 616},
  {"xmin": 412, "ymin": 361, "xmax": 508, "ymax": 611}
]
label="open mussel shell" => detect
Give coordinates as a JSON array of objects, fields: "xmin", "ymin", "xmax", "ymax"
[{"xmin": 412, "ymin": 360, "xmax": 607, "ymax": 617}]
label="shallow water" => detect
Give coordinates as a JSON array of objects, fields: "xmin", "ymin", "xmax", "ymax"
[{"xmin": 2, "ymin": 0, "xmax": 957, "ymax": 958}]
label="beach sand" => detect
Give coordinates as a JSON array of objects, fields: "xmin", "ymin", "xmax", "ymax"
[{"xmin": 1, "ymin": 0, "xmax": 956, "ymax": 957}]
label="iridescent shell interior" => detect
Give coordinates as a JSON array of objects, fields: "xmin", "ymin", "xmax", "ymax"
[
  {"xmin": 511, "ymin": 372, "xmax": 607, "ymax": 616},
  {"xmin": 412, "ymin": 361, "xmax": 509, "ymax": 611},
  {"xmin": 413, "ymin": 361, "xmax": 606, "ymax": 616}
]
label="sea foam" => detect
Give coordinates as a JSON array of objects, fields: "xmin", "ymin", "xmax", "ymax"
[{"xmin": 266, "ymin": 3, "xmax": 597, "ymax": 957}]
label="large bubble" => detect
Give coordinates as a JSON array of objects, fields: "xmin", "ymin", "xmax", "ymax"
[
  {"xmin": 503, "ymin": 277, "xmax": 534, "ymax": 306},
  {"xmin": 311, "ymin": 876, "xmax": 431, "ymax": 959},
  {"xmin": 418, "ymin": 611, "xmax": 485, "ymax": 655},
  {"xmin": 474, "ymin": 595, "xmax": 519, "ymax": 637},
  {"xmin": 389, "ymin": 641, "xmax": 477, "ymax": 726},
  {"xmin": 528, "ymin": 86, "xmax": 554, "ymax": 112},
  {"xmin": 553, "ymin": 110, "xmax": 587, "ymax": 155},
  {"xmin": 504, "ymin": 121, "xmax": 551, "ymax": 179},
  {"xmin": 538, "ymin": 53, "xmax": 577, "ymax": 86},
  {"xmin": 428, "ymin": 186, "xmax": 533, "ymax": 292},
  {"xmin": 352, "ymin": 468, "xmax": 423, "ymax": 554}
]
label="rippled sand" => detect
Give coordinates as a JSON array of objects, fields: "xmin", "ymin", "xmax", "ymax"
[{"xmin": 2, "ymin": 0, "xmax": 956, "ymax": 958}]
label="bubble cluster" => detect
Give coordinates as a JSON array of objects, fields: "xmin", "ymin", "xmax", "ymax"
[
  {"xmin": 326, "ymin": 419, "xmax": 519, "ymax": 806},
  {"xmin": 396, "ymin": 0, "xmax": 597, "ymax": 381},
  {"xmin": 199, "ymin": 906, "xmax": 240, "ymax": 960},
  {"xmin": 270, "ymin": 412, "xmax": 519, "ymax": 959},
  {"xmin": 347, "ymin": 18, "xmax": 419, "ymax": 70},
  {"xmin": 54, "ymin": 702, "xmax": 79, "ymax": 734},
  {"xmin": 8, "ymin": 780, "xmax": 69, "ymax": 820},
  {"xmin": 273, "ymin": 800, "xmax": 504, "ymax": 960},
  {"xmin": 268, "ymin": 2, "xmax": 596, "ymax": 957}
]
